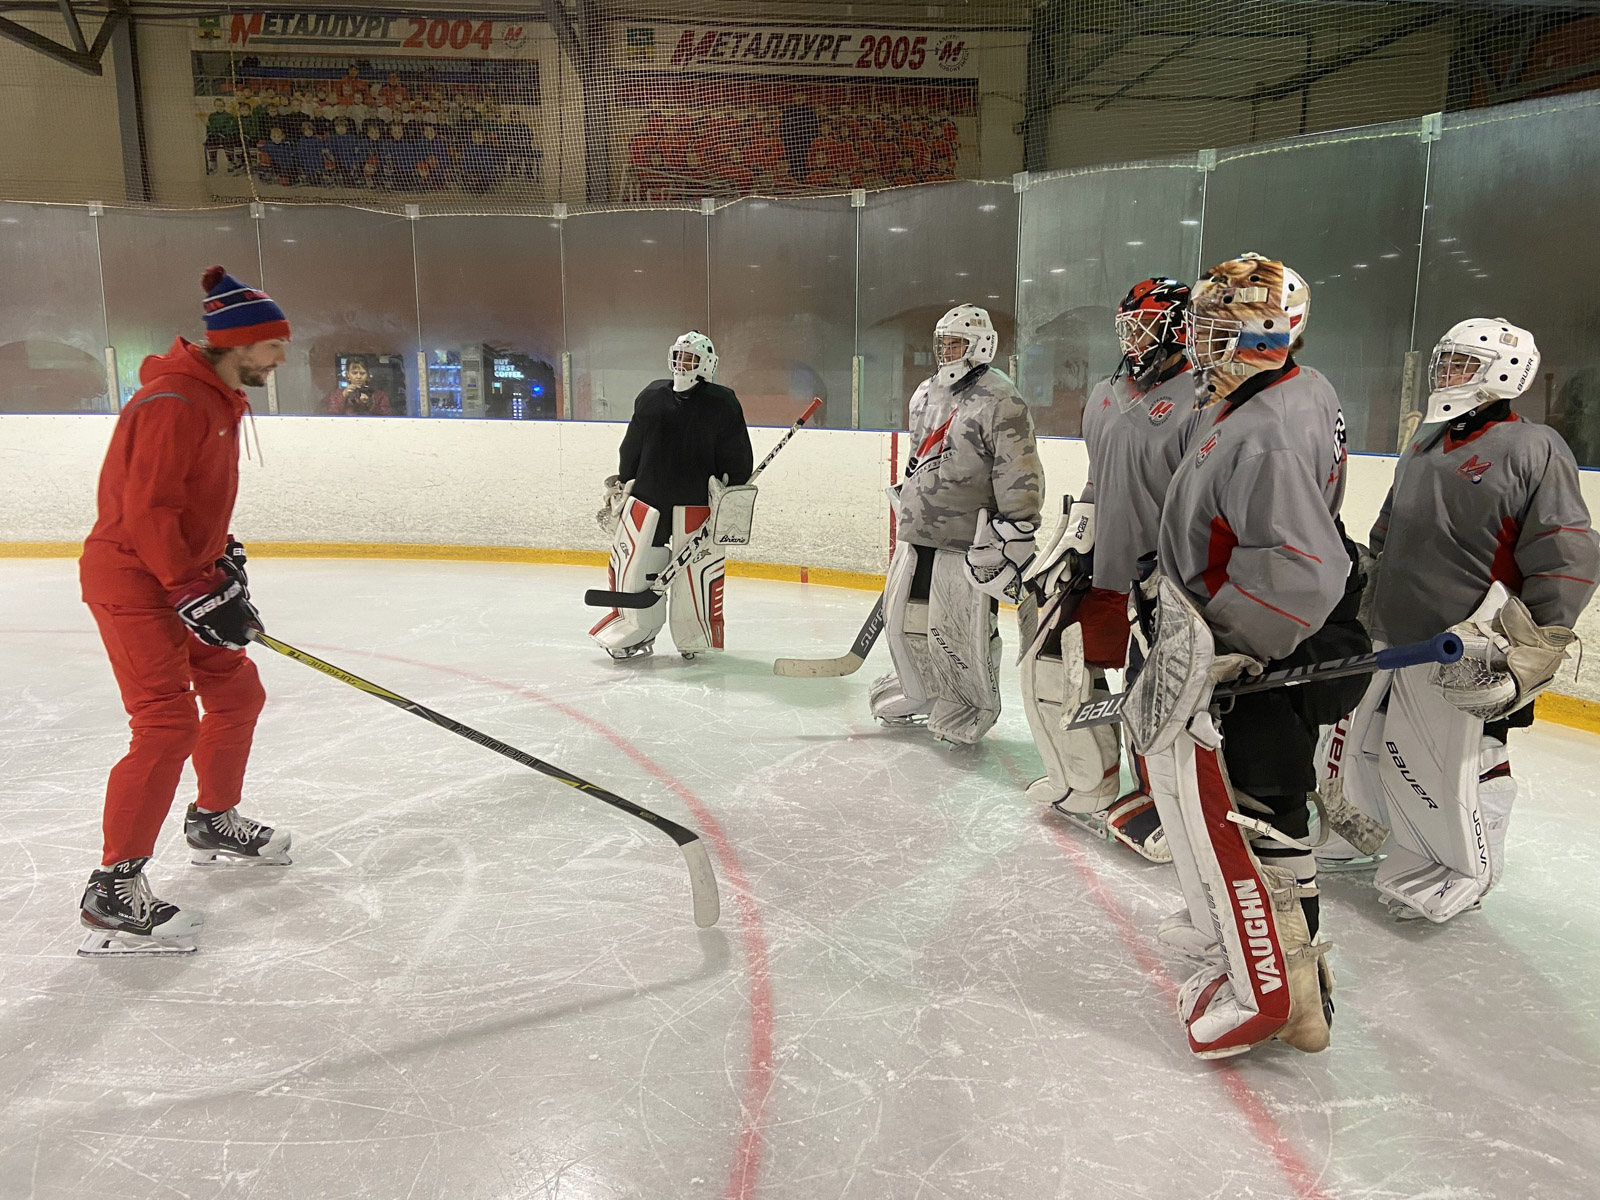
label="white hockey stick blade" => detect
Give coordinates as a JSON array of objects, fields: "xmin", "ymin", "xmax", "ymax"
[{"xmin": 680, "ymin": 837, "xmax": 722, "ymax": 928}]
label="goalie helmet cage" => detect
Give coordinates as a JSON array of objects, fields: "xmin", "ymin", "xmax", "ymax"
[{"xmin": 1, "ymin": 2, "xmax": 1592, "ymax": 214}]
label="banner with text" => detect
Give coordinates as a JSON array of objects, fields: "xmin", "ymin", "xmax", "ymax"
[{"xmin": 615, "ymin": 24, "xmax": 980, "ymax": 79}]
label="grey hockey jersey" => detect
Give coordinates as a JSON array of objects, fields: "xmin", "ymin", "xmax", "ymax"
[
  {"xmin": 896, "ymin": 366, "xmax": 1044, "ymax": 551},
  {"xmin": 1157, "ymin": 364, "xmax": 1351, "ymax": 663},
  {"xmin": 1369, "ymin": 411, "xmax": 1599, "ymax": 645},
  {"xmin": 1080, "ymin": 365, "xmax": 1200, "ymax": 592}
]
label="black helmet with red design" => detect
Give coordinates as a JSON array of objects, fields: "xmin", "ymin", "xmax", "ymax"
[{"xmin": 1113, "ymin": 277, "xmax": 1190, "ymax": 389}]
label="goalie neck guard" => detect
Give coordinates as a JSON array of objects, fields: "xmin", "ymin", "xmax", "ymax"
[
  {"xmin": 1187, "ymin": 253, "xmax": 1309, "ymax": 403},
  {"xmin": 1424, "ymin": 318, "xmax": 1539, "ymax": 426}
]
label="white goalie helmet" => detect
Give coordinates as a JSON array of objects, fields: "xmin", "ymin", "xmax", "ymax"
[
  {"xmin": 934, "ymin": 304, "xmax": 999, "ymax": 386},
  {"xmin": 669, "ymin": 330, "xmax": 718, "ymax": 393},
  {"xmin": 1424, "ymin": 317, "xmax": 1540, "ymax": 425}
]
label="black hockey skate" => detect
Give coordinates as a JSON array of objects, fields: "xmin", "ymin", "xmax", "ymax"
[
  {"xmin": 185, "ymin": 802, "xmax": 292, "ymax": 865},
  {"xmin": 79, "ymin": 857, "xmax": 203, "ymax": 956}
]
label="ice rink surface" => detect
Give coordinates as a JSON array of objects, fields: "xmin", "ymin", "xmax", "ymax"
[{"xmin": 3, "ymin": 557, "xmax": 1599, "ymax": 1200}]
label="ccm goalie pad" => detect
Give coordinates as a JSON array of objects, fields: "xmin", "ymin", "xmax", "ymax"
[
  {"xmin": 590, "ymin": 498, "xmax": 669, "ymax": 658},
  {"xmin": 667, "ymin": 505, "xmax": 726, "ymax": 656},
  {"xmin": 870, "ymin": 544, "xmax": 1001, "ymax": 743},
  {"xmin": 1136, "ymin": 577, "xmax": 1331, "ymax": 1056}
]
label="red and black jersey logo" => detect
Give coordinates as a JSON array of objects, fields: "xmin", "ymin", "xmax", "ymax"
[
  {"xmin": 907, "ymin": 413, "xmax": 957, "ymax": 479},
  {"xmin": 1457, "ymin": 454, "xmax": 1493, "ymax": 485},
  {"xmin": 1148, "ymin": 398, "xmax": 1175, "ymax": 425},
  {"xmin": 1195, "ymin": 430, "xmax": 1220, "ymax": 467}
]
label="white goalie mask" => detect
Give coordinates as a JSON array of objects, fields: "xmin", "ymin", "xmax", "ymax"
[
  {"xmin": 669, "ymin": 330, "xmax": 718, "ymax": 393},
  {"xmin": 934, "ymin": 304, "xmax": 999, "ymax": 386},
  {"xmin": 1424, "ymin": 317, "xmax": 1540, "ymax": 425}
]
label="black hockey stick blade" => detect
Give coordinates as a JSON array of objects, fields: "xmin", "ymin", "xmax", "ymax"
[
  {"xmin": 774, "ymin": 595, "xmax": 885, "ymax": 677},
  {"xmin": 584, "ymin": 586, "xmax": 662, "ymax": 609},
  {"xmin": 1063, "ymin": 632, "xmax": 1464, "ymax": 733},
  {"xmin": 249, "ymin": 630, "xmax": 720, "ymax": 928}
]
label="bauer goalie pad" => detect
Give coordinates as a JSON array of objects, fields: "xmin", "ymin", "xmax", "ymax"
[
  {"xmin": 590, "ymin": 499, "xmax": 669, "ymax": 654},
  {"xmin": 667, "ymin": 506, "xmax": 725, "ymax": 654},
  {"xmin": 1019, "ymin": 592, "xmax": 1118, "ymax": 809},
  {"xmin": 925, "ymin": 548, "xmax": 1002, "ymax": 744},
  {"xmin": 1434, "ymin": 583, "xmax": 1577, "ymax": 722},
  {"xmin": 1314, "ymin": 677, "xmax": 1395, "ymax": 859},
  {"xmin": 708, "ymin": 475, "xmax": 758, "ymax": 547},
  {"xmin": 1369, "ymin": 662, "xmax": 1500, "ymax": 922},
  {"xmin": 870, "ymin": 543, "xmax": 934, "ymax": 722},
  {"xmin": 1144, "ymin": 712, "xmax": 1328, "ymax": 1057}
]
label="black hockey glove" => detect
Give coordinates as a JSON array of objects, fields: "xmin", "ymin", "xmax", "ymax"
[
  {"xmin": 217, "ymin": 536, "xmax": 249, "ymax": 592},
  {"xmin": 173, "ymin": 574, "xmax": 263, "ymax": 650}
]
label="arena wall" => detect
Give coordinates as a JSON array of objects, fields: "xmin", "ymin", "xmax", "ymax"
[{"xmin": 4, "ymin": 413, "xmax": 1597, "ymax": 706}]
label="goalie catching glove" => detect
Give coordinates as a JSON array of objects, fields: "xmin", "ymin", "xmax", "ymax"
[
  {"xmin": 1434, "ymin": 585, "xmax": 1577, "ymax": 721},
  {"xmin": 596, "ymin": 475, "xmax": 631, "ymax": 533},
  {"xmin": 964, "ymin": 509, "xmax": 1037, "ymax": 602}
]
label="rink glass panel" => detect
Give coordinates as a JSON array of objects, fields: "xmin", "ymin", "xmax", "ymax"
[
  {"xmin": 1414, "ymin": 94, "xmax": 1600, "ymax": 466},
  {"xmin": 413, "ymin": 215, "xmax": 565, "ymax": 421},
  {"xmin": 707, "ymin": 197, "xmax": 856, "ymax": 430},
  {"xmin": 0, "ymin": 203, "xmax": 112, "ymax": 413},
  {"xmin": 98, "ymin": 207, "xmax": 263, "ymax": 409},
  {"xmin": 1201, "ymin": 125, "xmax": 1428, "ymax": 455},
  {"xmin": 1014, "ymin": 163, "xmax": 1203, "ymax": 437},
  {"xmin": 255, "ymin": 205, "xmax": 421, "ymax": 417},
  {"xmin": 562, "ymin": 208, "xmax": 709, "ymax": 423},
  {"xmin": 856, "ymin": 182, "xmax": 1018, "ymax": 432}
]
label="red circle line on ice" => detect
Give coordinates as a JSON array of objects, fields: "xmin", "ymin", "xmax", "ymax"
[{"xmin": 318, "ymin": 643, "xmax": 777, "ymax": 1200}]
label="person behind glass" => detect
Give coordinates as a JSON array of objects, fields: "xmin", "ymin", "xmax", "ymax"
[
  {"xmin": 77, "ymin": 266, "xmax": 293, "ymax": 957},
  {"xmin": 590, "ymin": 332, "xmax": 753, "ymax": 661},
  {"xmin": 324, "ymin": 357, "xmax": 392, "ymax": 415}
]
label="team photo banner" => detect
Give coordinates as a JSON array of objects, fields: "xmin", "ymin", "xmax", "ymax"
[
  {"xmin": 196, "ymin": 11, "xmax": 542, "ymax": 57},
  {"xmin": 615, "ymin": 24, "xmax": 979, "ymax": 78}
]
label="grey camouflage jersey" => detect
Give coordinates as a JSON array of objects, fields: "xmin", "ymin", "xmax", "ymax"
[
  {"xmin": 897, "ymin": 366, "xmax": 1044, "ymax": 551},
  {"xmin": 1369, "ymin": 412, "xmax": 1599, "ymax": 646},
  {"xmin": 1079, "ymin": 366, "xmax": 1200, "ymax": 592},
  {"xmin": 1157, "ymin": 364, "xmax": 1351, "ymax": 663}
]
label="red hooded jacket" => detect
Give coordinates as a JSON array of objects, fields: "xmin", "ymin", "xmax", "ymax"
[{"xmin": 80, "ymin": 338, "xmax": 250, "ymax": 607}]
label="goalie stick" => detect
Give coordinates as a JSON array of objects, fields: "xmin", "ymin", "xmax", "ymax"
[
  {"xmin": 586, "ymin": 397, "xmax": 824, "ymax": 609},
  {"xmin": 774, "ymin": 595, "xmax": 885, "ymax": 677},
  {"xmin": 1063, "ymin": 632, "xmax": 1465, "ymax": 732},
  {"xmin": 249, "ymin": 630, "xmax": 720, "ymax": 928}
]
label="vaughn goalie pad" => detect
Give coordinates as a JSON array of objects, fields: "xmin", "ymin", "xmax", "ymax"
[
  {"xmin": 1019, "ymin": 597, "xmax": 1119, "ymax": 809},
  {"xmin": 708, "ymin": 475, "xmax": 758, "ymax": 547},
  {"xmin": 1371, "ymin": 663, "xmax": 1493, "ymax": 922}
]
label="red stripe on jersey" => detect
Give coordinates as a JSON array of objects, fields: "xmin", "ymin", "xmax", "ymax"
[
  {"xmin": 1531, "ymin": 525, "xmax": 1592, "ymax": 539},
  {"xmin": 1282, "ymin": 543, "xmax": 1322, "ymax": 564},
  {"xmin": 1529, "ymin": 572, "xmax": 1596, "ymax": 584},
  {"xmin": 1491, "ymin": 516, "xmax": 1524, "ymax": 593},
  {"xmin": 915, "ymin": 412, "xmax": 957, "ymax": 462},
  {"xmin": 1229, "ymin": 582, "xmax": 1312, "ymax": 627},
  {"xmin": 1202, "ymin": 516, "xmax": 1238, "ymax": 598}
]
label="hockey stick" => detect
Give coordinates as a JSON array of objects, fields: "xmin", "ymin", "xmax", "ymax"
[
  {"xmin": 585, "ymin": 397, "xmax": 825, "ymax": 609},
  {"xmin": 1063, "ymin": 631, "xmax": 1464, "ymax": 732},
  {"xmin": 774, "ymin": 595, "xmax": 885, "ymax": 677},
  {"xmin": 248, "ymin": 630, "xmax": 720, "ymax": 928}
]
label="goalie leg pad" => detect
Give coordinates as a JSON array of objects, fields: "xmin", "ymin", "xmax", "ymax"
[
  {"xmin": 871, "ymin": 544, "xmax": 935, "ymax": 721},
  {"xmin": 590, "ymin": 499, "xmax": 669, "ymax": 654},
  {"xmin": 668, "ymin": 506, "xmax": 725, "ymax": 654},
  {"xmin": 1371, "ymin": 663, "xmax": 1492, "ymax": 922},
  {"xmin": 1020, "ymin": 594, "xmax": 1119, "ymax": 807},
  {"xmin": 1156, "ymin": 714, "xmax": 1334, "ymax": 1057},
  {"xmin": 925, "ymin": 548, "xmax": 1001, "ymax": 744}
]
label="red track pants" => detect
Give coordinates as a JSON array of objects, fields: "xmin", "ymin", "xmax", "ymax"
[{"xmin": 88, "ymin": 604, "xmax": 265, "ymax": 865}]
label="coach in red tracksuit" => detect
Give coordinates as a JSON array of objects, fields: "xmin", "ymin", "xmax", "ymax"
[{"xmin": 76, "ymin": 266, "xmax": 294, "ymax": 955}]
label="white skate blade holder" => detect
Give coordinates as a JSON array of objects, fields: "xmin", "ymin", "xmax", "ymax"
[{"xmin": 78, "ymin": 922, "xmax": 201, "ymax": 957}]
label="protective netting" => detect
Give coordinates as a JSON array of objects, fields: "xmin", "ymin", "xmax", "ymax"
[{"xmin": 2, "ymin": 1, "xmax": 1599, "ymax": 211}]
